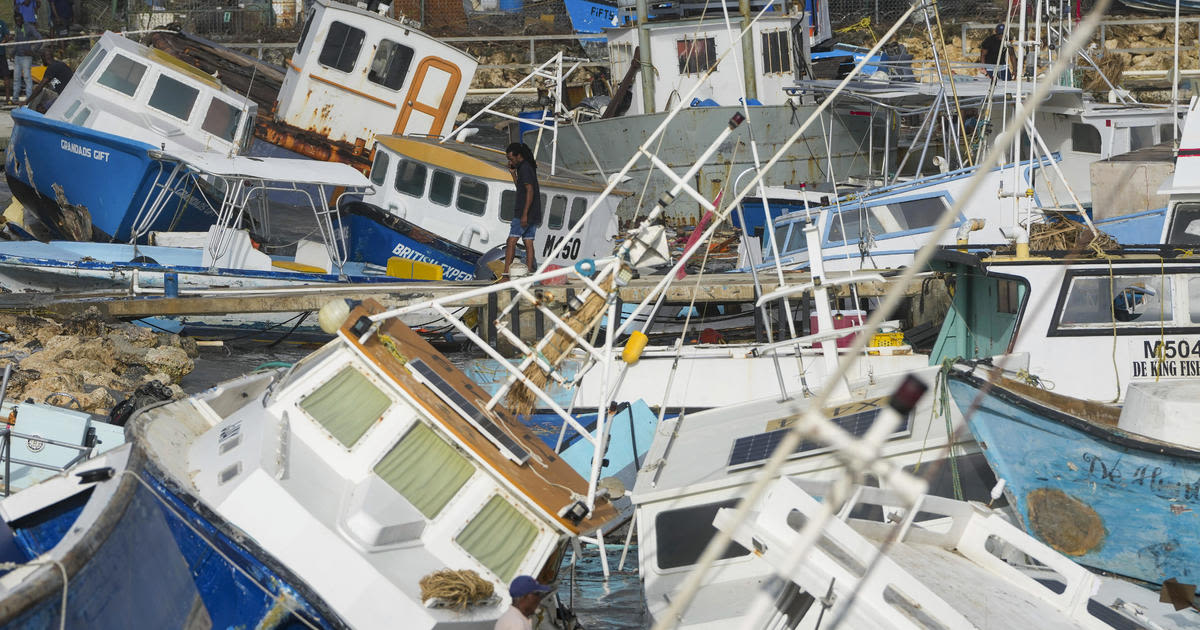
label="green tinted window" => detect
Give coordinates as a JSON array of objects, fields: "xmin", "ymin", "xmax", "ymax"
[
  {"xmin": 374, "ymin": 423, "xmax": 474, "ymax": 518},
  {"xmin": 456, "ymin": 495, "xmax": 538, "ymax": 581},
  {"xmin": 299, "ymin": 366, "xmax": 391, "ymax": 448}
]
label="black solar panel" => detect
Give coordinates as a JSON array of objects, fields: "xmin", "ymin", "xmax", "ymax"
[
  {"xmin": 408, "ymin": 359, "xmax": 530, "ymax": 465},
  {"xmin": 727, "ymin": 409, "xmax": 911, "ymax": 469}
]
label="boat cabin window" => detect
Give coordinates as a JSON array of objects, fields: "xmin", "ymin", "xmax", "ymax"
[
  {"xmin": 1161, "ymin": 123, "xmax": 1177, "ymax": 143},
  {"xmin": 72, "ymin": 106, "xmax": 92, "ymax": 125},
  {"xmin": 784, "ymin": 222, "xmax": 805, "ymax": 251},
  {"xmin": 75, "ymin": 46, "xmax": 108, "ymax": 83},
  {"xmin": 827, "ymin": 205, "xmax": 885, "ymax": 244},
  {"xmin": 547, "ymin": 195, "xmax": 567, "ymax": 229},
  {"xmin": 368, "ymin": 39, "xmax": 415, "ymax": 91},
  {"xmin": 299, "ymin": 365, "xmax": 392, "ymax": 448},
  {"xmin": 761, "ymin": 30, "xmax": 791, "ymax": 74},
  {"xmin": 202, "ymin": 98, "xmax": 243, "ymax": 142},
  {"xmin": 148, "ymin": 74, "xmax": 199, "ymax": 121},
  {"xmin": 1058, "ymin": 274, "xmax": 1173, "ymax": 328},
  {"xmin": 1131, "ymin": 125, "xmax": 1155, "ymax": 151},
  {"xmin": 455, "ymin": 495, "xmax": 538, "ymax": 581},
  {"xmin": 1165, "ymin": 202, "xmax": 1200, "ymax": 245},
  {"xmin": 394, "ymin": 159, "xmax": 428, "ymax": 198},
  {"xmin": 1071, "ymin": 123, "xmax": 1102, "ymax": 154},
  {"xmin": 569, "ymin": 197, "xmax": 587, "ymax": 228},
  {"xmin": 319, "ymin": 21, "xmax": 365, "ymax": 73},
  {"xmin": 296, "ymin": 9, "xmax": 315, "ymax": 56},
  {"xmin": 374, "ymin": 422, "xmax": 474, "ymax": 518},
  {"xmin": 891, "ymin": 197, "xmax": 947, "ymax": 231},
  {"xmin": 609, "ymin": 42, "xmax": 635, "ymax": 80},
  {"xmin": 64, "ymin": 100, "xmax": 81, "ymax": 119},
  {"xmin": 369, "ymin": 150, "xmax": 390, "ymax": 186},
  {"xmin": 677, "ymin": 36, "xmax": 717, "ymax": 75},
  {"xmin": 429, "ymin": 170, "xmax": 455, "ymax": 206},
  {"xmin": 97, "ymin": 54, "xmax": 147, "ymax": 97},
  {"xmin": 500, "ymin": 191, "xmax": 545, "ymax": 225},
  {"xmin": 655, "ymin": 500, "xmax": 751, "ymax": 570},
  {"xmin": 456, "ymin": 178, "xmax": 488, "ymax": 216}
]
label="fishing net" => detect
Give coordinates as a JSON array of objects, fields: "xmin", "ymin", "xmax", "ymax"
[
  {"xmin": 1027, "ymin": 212, "xmax": 1119, "ymax": 252},
  {"xmin": 419, "ymin": 569, "xmax": 496, "ymax": 610}
]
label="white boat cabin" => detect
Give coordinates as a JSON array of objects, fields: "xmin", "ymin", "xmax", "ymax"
[
  {"xmin": 46, "ymin": 32, "xmax": 256, "ymax": 156},
  {"xmin": 752, "ymin": 160, "xmax": 1035, "ymax": 272},
  {"xmin": 138, "ymin": 301, "xmax": 619, "ymax": 627},
  {"xmin": 930, "ymin": 249, "xmax": 1200, "ymax": 403},
  {"xmin": 277, "ymin": 0, "xmax": 477, "ymax": 146},
  {"xmin": 605, "ymin": 9, "xmax": 803, "ymax": 114},
  {"xmin": 364, "ymin": 135, "xmax": 624, "ymax": 262}
]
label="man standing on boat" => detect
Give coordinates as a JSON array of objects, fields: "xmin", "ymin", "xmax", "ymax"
[
  {"xmin": 980, "ymin": 24, "xmax": 1010, "ymax": 80},
  {"xmin": 495, "ymin": 575, "xmax": 551, "ymax": 630},
  {"xmin": 502, "ymin": 142, "xmax": 541, "ymax": 280}
]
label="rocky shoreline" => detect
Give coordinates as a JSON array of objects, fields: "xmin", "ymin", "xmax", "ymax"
[{"xmin": 0, "ymin": 310, "xmax": 194, "ymax": 415}]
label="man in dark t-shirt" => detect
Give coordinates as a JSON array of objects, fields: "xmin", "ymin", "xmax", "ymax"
[
  {"xmin": 29, "ymin": 47, "xmax": 72, "ymax": 112},
  {"xmin": 980, "ymin": 24, "xmax": 1010, "ymax": 80},
  {"xmin": 502, "ymin": 142, "xmax": 541, "ymax": 280}
]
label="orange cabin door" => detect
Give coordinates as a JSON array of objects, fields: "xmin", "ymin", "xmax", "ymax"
[{"xmin": 394, "ymin": 57, "xmax": 462, "ymax": 137}]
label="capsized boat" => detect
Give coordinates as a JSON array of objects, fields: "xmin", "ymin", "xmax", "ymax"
[
  {"xmin": 949, "ymin": 362, "xmax": 1200, "ymax": 587},
  {"xmin": 0, "ymin": 284, "xmax": 624, "ymax": 627},
  {"xmin": 6, "ymin": 32, "xmax": 257, "ymax": 242}
]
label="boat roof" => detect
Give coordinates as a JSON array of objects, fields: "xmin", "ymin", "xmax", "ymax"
[
  {"xmin": 310, "ymin": 0, "xmax": 473, "ymax": 58},
  {"xmin": 102, "ymin": 31, "xmax": 225, "ymax": 92},
  {"xmin": 155, "ymin": 149, "xmax": 373, "ymax": 187},
  {"xmin": 374, "ymin": 135, "xmax": 632, "ymax": 195},
  {"xmin": 344, "ymin": 300, "xmax": 620, "ymax": 533},
  {"xmin": 632, "ymin": 368, "xmax": 929, "ymax": 504}
]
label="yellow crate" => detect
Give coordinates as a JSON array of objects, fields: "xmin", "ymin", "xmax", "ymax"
[
  {"xmin": 870, "ymin": 332, "xmax": 905, "ymax": 347},
  {"xmin": 386, "ymin": 257, "xmax": 444, "ymax": 281}
]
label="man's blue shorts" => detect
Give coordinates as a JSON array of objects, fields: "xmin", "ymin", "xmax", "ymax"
[{"xmin": 509, "ymin": 216, "xmax": 536, "ymax": 240}]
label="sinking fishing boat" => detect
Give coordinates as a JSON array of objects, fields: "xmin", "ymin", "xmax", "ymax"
[
  {"xmin": 0, "ymin": 278, "xmax": 624, "ymax": 626},
  {"xmin": 5, "ymin": 32, "xmax": 257, "ymax": 242},
  {"xmin": 948, "ymin": 362, "xmax": 1200, "ymax": 587}
]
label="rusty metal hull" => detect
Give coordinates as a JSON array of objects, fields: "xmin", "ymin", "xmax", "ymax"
[
  {"xmin": 949, "ymin": 367, "xmax": 1200, "ymax": 585},
  {"xmin": 538, "ymin": 105, "xmax": 875, "ymax": 224}
]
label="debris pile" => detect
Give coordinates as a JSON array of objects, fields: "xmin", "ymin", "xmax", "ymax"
[{"xmin": 0, "ymin": 309, "xmax": 196, "ymax": 413}]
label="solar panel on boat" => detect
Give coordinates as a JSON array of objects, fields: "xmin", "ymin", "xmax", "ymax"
[
  {"xmin": 407, "ymin": 359, "xmax": 530, "ymax": 465},
  {"xmin": 727, "ymin": 409, "xmax": 911, "ymax": 469}
]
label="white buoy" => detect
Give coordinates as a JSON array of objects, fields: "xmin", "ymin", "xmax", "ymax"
[{"xmin": 318, "ymin": 299, "xmax": 351, "ymax": 334}]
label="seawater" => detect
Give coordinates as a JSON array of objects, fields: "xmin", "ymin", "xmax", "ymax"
[{"xmin": 183, "ymin": 343, "xmax": 649, "ymax": 629}]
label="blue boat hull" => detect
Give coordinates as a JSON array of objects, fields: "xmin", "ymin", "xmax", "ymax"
[
  {"xmin": 342, "ymin": 201, "xmax": 481, "ymax": 282},
  {"xmin": 949, "ymin": 368, "xmax": 1200, "ymax": 585},
  {"xmin": 0, "ymin": 445, "xmax": 339, "ymax": 628},
  {"xmin": 5, "ymin": 107, "xmax": 214, "ymax": 242}
]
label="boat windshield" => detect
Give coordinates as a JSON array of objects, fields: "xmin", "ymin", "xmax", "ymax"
[{"xmin": 202, "ymin": 98, "xmax": 244, "ymax": 143}]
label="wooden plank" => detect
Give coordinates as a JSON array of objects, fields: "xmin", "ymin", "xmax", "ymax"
[{"xmin": 0, "ymin": 272, "xmax": 922, "ymax": 321}]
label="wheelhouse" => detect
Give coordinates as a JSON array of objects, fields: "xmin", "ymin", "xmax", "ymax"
[{"xmin": 46, "ymin": 32, "xmax": 256, "ymax": 155}]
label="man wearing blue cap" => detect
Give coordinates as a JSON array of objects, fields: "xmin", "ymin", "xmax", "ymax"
[
  {"xmin": 980, "ymin": 24, "xmax": 1011, "ymax": 80},
  {"xmin": 495, "ymin": 575, "xmax": 552, "ymax": 630}
]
